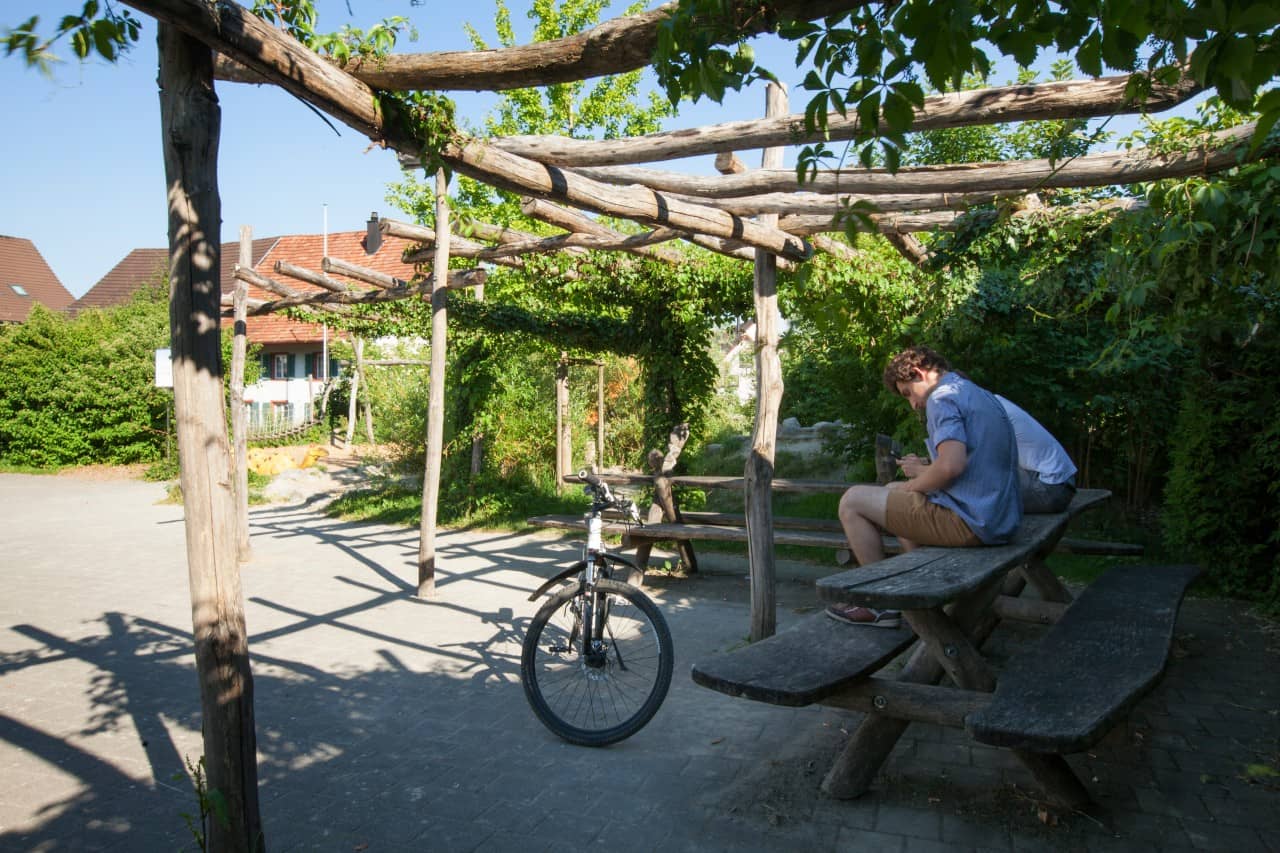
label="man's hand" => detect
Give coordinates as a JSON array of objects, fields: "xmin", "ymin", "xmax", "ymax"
[
  {"xmin": 902, "ymin": 441, "xmax": 967, "ymax": 494},
  {"xmin": 898, "ymin": 453, "xmax": 929, "ymax": 479}
]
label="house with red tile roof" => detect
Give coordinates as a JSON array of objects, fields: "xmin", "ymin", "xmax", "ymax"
[
  {"xmin": 63, "ymin": 214, "xmax": 423, "ymax": 430},
  {"xmin": 0, "ymin": 235, "xmax": 75, "ymax": 323},
  {"xmin": 238, "ymin": 213, "xmax": 421, "ymax": 430}
]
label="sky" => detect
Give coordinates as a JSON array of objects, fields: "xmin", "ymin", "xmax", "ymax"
[{"xmin": 1, "ymin": 2, "xmax": 1188, "ymax": 299}]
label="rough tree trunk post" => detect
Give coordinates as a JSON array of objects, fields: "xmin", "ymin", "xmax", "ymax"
[
  {"xmin": 645, "ymin": 424, "xmax": 697, "ymax": 573},
  {"xmin": 349, "ymin": 336, "xmax": 375, "ymax": 443},
  {"xmin": 418, "ymin": 169, "xmax": 451, "ymax": 598},
  {"xmin": 232, "ymin": 227, "xmax": 251, "ymax": 562},
  {"xmin": 596, "ymin": 362, "xmax": 605, "ymax": 467},
  {"xmin": 345, "ymin": 337, "xmax": 362, "ymax": 446},
  {"xmin": 555, "ymin": 353, "xmax": 570, "ymax": 490},
  {"xmin": 158, "ymin": 23, "xmax": 264, "ymax": 851},
  {"xmin": 746, "ymin": 82, "xmax": 788, "ymax": 642},
  {"xmin": 471, "ymin": 281, "xmax": 485, "ymax": 476}
]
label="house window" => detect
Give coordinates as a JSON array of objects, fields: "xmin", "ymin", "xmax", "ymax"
[
  {"xmin": 273, "ymin": 353, "xmax": 290, "ymax": 379},
  {"xmin": 10, "ymin": 284, "xmax": 28, "ymax": 296}
]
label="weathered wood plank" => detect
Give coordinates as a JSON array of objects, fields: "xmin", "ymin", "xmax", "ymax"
[
  {"xmin": 820, "ymin": 678, "xmax": 993, "ymax": 728},
  {"xmin": 967, "ymin": 563, "xmax": 1201, "ymax": 753},
  {"xmin": 816, "ymin": 511, "xmax": 1084, "ymax": 609},
  {"xmin": 691, "ymin": 611, "xmax": 916, "ymax": 706}
]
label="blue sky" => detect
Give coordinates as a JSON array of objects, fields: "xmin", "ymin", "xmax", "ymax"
[{"xmin": 2, "ymin": 2, "xmax": 1183, "ymax": 298}]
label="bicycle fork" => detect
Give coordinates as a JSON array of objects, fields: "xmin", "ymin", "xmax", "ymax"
[{"xmin": 578, "ymin": 515, "xmax": 626, "ymax": 673}]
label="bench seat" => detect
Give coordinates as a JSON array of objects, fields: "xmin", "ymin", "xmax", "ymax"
[
  {"xmin": 691, "ymin": 612, "xmax": 916, "ymax": 706},
  {"xmin": 527, "ymin": 515, "xmax": 852, "ymax": 550},
  {"xmin": 966, "ymin": 563, "xmax": 1200, "ymax": 753}
]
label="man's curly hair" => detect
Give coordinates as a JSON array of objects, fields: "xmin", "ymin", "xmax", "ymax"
[{"xmin": 883, "ymin": 346, "xmax": 952, "ymax": 394}]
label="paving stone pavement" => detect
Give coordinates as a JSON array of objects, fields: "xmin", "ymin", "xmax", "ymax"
[{"xmin": 1, "ymin": 472, "xmax": 1277, "ymax": 852}]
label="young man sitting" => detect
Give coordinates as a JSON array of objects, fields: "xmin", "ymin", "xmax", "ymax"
[{"xmin": 828, "ymin": 347, "xmax": 1022, "ymax": 628}]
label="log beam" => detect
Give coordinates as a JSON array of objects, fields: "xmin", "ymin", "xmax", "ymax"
[
  {"xmin": 519, "ymin": 197, "xmax": 687, "ymax": 265},
  {"xmin": 572, "ymin": 122, "xmax": 1275, "ymax": 198},
  {"xmin": 443, "ymin": 137, "xmax": 813, "ymax": 261},
  {"xmin": 214, "ymin": 0, "xmax": 863, "ymax": 92},
  {"xmin": 778, "ymin": 211, "xmax": 961, "ymax": 235},
  {"xmin": 274, "ymin": 260, "xmax": 353, "ymax": 292},
  {"xmin": 484, "ymin": 74, "xmax": 1202, "ymax": 167}
]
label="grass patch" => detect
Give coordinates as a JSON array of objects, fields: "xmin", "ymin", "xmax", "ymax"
[
  {"xmin": 158, "ymin": 468, "xmax": 274, "ymax": 506},
  {"xmin": 326, "ymin": 476, "xmax": 592, "ymax": 530},
  {"xmin": 0, "ymin": 462, "xmax": 60, "ymax": 475}
]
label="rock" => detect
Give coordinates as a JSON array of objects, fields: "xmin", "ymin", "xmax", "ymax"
[{"xmin": 778, "ymin": 417, "xmax": 804, "ymax": 436}]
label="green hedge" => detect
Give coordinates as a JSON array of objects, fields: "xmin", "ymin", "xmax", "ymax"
[{"xmin": 0, "ymin": 284, "xmax": 170, "ymax": 466}]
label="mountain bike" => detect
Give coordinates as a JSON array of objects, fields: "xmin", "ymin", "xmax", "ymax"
[{"xmin": 521, "ymin": 471, "xmax": 674, "ymax": 746}]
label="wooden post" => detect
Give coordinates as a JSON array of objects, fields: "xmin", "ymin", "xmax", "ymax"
[
  {"xmin": 555, "ymin": 353, "xmax": 570, "ymax": 489},
  {"xmin": 158, "ymin": 23, "xmax": 264, "ymax": 851},
  {"xmin": 596, "ymin": 362, "xmax": 605, "ymax": 467},
  {"xmin": 346, "ymin": 337, "xmax": 363, "ymax": 446},
  {"xmin": 745, "ymin": 82, "xmax": 788, "ymax": 642},
  {"xmin": 231, "ymin": 227, "xmax": 251, "ymax": 562},
  {"xmin": 418, "ymin": 168, "xmax": 450, "ymax": 599},
  {"xmin": 471, "ymin": 281, "xmax": 485, "ymax": 476}
]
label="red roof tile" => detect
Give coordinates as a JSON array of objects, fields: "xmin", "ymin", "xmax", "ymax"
[
  {"xmin": 0, "ymin": 235, "xmax": 75, "ymax": 322},
  {"xmin": 242, "ymin": 227, "xmax": 421, "ymax": 345},
  {"xmin": 67, "ymin": 237, "xmax": 282, "ymax": 317}
]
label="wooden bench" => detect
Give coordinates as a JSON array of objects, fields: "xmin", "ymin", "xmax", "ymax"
[
  {"xmin": 529, "ymin": 474, "xmax": 1139, "ymax": 572},
  {"xmin": 967, "ymin": 562, "xmax": 1200, "ymax": 753}
]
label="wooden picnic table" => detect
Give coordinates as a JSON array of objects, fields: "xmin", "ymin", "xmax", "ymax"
[{"xmin": 692, "ymin": 489, "xmax": 1199, "ymax": 810}]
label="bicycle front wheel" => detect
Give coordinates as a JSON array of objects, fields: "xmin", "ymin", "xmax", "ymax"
[{"xmin": 521, "ymin": 578, "xmax": 673, "ymax": 747}]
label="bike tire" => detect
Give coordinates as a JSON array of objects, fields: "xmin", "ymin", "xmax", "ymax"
[{"xmin": 521, "ymin": 578, "xmax": 673, "ymax": 747}]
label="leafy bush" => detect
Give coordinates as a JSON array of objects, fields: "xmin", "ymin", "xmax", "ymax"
[{"xmin": 0, "ymin": 284, "xmax": 170, "ymax": 466}]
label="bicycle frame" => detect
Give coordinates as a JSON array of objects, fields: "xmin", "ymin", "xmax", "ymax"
[{"xmin": 526, "ymin": 485, "xmax": 640, "ymax": 602}]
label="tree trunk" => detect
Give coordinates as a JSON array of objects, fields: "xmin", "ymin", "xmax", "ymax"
[
  {"xmin": 232, "ymin": 228, "xmax": 251, "ymax": 562},
  {"xmin": 158, "ymin": 23, "xmax": 263, "ymax": 852},
  {"xmin": 418, "ymin": 169, "xmax": 450, "ymax": 599},
  {"xmin": 746, "ymin": 83, "xmax": 788, "ymax": 643}
]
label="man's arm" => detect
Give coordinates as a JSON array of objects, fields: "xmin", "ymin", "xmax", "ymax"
[{"xmin": 902, "ymin": 440, "xmax": 967, "ymax": 494}]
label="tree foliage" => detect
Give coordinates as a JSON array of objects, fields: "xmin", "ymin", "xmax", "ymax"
[
  {"xmin": 654, "ymin": 0, "xmax": 1280, "ymax": 170},
  {"xmin": 0, "ymin": 282, "xmax": 169, "ymax": 466}
]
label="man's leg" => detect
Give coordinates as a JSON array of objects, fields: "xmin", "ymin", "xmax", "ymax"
[{"xmin": 838, "ymin": 485, "xmax": 890, "ymax": 566}]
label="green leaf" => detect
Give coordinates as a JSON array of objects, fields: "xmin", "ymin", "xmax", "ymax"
[
  {"xmin": 882, "ymin": 91, "xmax": 914, "ymax": 134},
  {"xmin": 1077, "ymin": 30, "xmax": 1103, "ymax": 78},
  {"xmin": 856, "ymin": 90, "xmax": 882, "ymax": 136}
]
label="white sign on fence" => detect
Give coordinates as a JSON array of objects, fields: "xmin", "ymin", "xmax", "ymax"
[{"xmin": 154, "ymin": 348, "xmax": 173, "ymax": 388}]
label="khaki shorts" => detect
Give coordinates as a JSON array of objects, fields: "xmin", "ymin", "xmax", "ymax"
[{"xmin": 885, "ymin": 490, "xmax": 982, "ymax": 547}]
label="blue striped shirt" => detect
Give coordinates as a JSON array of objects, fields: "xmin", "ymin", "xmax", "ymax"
[{"xmin": 924, "ymin": 372, "xmax": 1022, "ymax": 544}]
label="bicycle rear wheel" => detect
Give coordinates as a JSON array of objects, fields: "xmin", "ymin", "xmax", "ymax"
[{"xmin": 521, "ymin": 578, "xmax": 673, "ymax": 747}]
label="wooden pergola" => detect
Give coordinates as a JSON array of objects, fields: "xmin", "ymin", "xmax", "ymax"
[{"xmin": 125, "ymin": 1, "xmax": 1276, "ymax": 847}]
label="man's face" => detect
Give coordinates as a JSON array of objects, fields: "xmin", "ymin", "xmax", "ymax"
[{"xmin": 895, "ymin": 368, "xmax": 938, "ymax": 413}]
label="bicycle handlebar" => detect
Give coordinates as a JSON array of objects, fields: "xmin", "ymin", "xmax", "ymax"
[{"xmin": 577, "ymin": 469, "xmax": 641, "ymax": 523}]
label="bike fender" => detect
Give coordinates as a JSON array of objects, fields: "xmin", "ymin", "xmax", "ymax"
[
  {"xmin": 528, "ymin": 562, "xmax": 586, "ymax": 601},
  {"xmin": 526, "ymin": 553, "xmax": 642, "ymax": 601}
]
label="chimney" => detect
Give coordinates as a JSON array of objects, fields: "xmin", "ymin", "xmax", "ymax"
[{"xmin": 366, "ymin": 211, "xmax": 381, "ymax": 255}]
